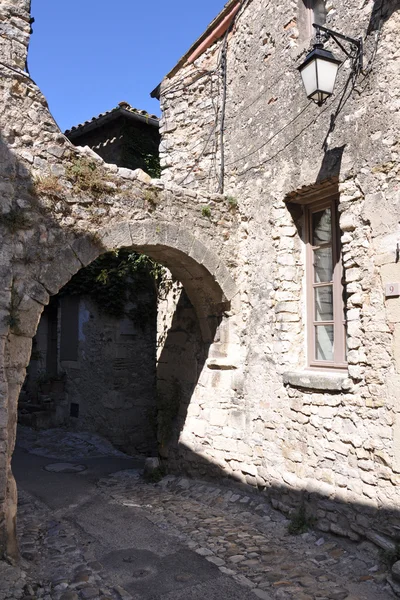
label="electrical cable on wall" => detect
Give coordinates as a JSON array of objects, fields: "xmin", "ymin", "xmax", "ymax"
[
  {"xmin": 178, "ymin": 0, "xmax": 254, "ymax": 191},
  {"xmin": 224, "ymin": 57, "xmax": 349, "ymax": 169},
  {"xmin": 179, "ymin": 0, "xmax": 380, "ymax": 190},
  {"xmin": 225, "ymin": 101, "xmax": 312, "ymax": 168},
  {"xmin": 217, "ymin": 0, "xmax": 253, "ymax": 193},
  {"xmin": 0, "ymin": 60, "xmax": 33, "ymax": 81},
  {"xmin": 236, "ymin": 77, "xmax": 353, "ymax": 176}
]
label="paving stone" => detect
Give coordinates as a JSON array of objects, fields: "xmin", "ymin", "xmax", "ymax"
[
  {"xmin": 87, "ymin": 562, "xmax": 103, "ymax": 572},
  {"xmin": 328, "ymin": 591, "xmax": 349, "ymax": 600},
  {"xmin": 253, "ymin": 589, "xmax": 273, "ymax": 599},
  {"xmin": 195, "ymin": 547, "xmax": 214, "ymax": 556},
  {"xmin": 229, "ymin": 554, "xmax": 246, "ymax": 563},
  {"xmin": 10, "ymin": 433, "xmax": 395, "ymax": 600},
  {"xmin": 206, "ymin": 556, "xmax": 225, "ymax": 566},
  {"xmin": 392, "ymin": 561, "xmax": 400, "ymax": 583},
  {"xmin": 80, "ymin": 587, "xmax": 100, "ymax": 599},
  {"xmin": 60, "ymin": 593, "xmax": 79, "ymax": 600}
]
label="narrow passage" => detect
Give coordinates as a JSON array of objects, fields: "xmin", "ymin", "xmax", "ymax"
[{"xmin": 3, "ymin": 427, "xmax": 395, "ymax": 600}]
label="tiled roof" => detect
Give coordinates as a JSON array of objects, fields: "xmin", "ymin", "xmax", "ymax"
[{"xmin": 64, "ymin": 102, "xmax": 159, "ymax": 138}]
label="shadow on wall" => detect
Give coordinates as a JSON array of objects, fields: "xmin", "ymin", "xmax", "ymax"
[
  {"xmin": 316, "ymin": 146, "xmax": 345, "ymax": 183},
  {"xmin": 368, "ymin": 0, "xmax": 400, "ymax": 33},
  {"xmin": 0, "ymin": 122, "xmax": 229, "ymax": 559},
  {"xmin": 1, "ymin": 129, "xmax": 399, "ymax": 559},
  {"xmin": 0, "ymin": 131, "xmax": 223, "ymax": 458},
  {"xmin": 156, "ymin": 288, "xmax": 220, "ymax": 460},
  {"xmin": 0, "ymin": 127, "xmax": 87, "ymax": 560},
  {"xmin": 168, "ymin": 441, "xmax": 400, "ymax": 552}
]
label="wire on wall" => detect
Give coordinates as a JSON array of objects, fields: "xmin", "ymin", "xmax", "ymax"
[
  {"xmin": 217, "ymin": 0, "xmax": 253, "ymax": 193},
  {"xmin": 0, "ymin": 60, "xmax": 33, "ymax": 81}
]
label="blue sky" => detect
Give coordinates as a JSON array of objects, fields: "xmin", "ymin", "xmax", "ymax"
[{"xmin": 29, "ymin": 0, "xmax": 226, "ymax": 132}]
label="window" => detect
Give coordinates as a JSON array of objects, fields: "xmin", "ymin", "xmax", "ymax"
[
  {"xmin": 305, "ymin": 196, "xmax": 346, "ymax": 368},
  {"xmin": 300, "ymin": 0, "xmax": 327, "ymax": 41}
]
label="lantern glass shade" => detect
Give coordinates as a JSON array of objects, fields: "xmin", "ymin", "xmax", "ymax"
[{"xmin": 298, "ymin": 46, "xmax": 341, "ymax": 106}]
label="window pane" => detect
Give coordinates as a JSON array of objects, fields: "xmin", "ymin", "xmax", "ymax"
[
  {"xmin": 312, "ymin": 208, "xmax": 331, "ymax": 246},
  {"xmin": 315, "ymin": 325, "xmax": 334, "ymax": 361},
  {"xmin": 315, "ymin": 285, "xmax": 333, "ymax": 321},
  {"xmin": 314, "ymin": 247, "xmax": 333, "ymax": 283}
]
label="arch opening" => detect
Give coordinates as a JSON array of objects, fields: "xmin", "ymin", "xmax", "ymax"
[
  {"xmin": 3, "ymin": 225, "xmax": 238, "ymax": 560},
  {"xmin": 17, "ymin": 244, "xmax": 221, "ymax": 458}
]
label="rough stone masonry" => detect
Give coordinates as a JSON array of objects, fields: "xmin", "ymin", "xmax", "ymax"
[
  {"xmin": 157, "ymin": 0, "xmax": 400, "ymax": 551},
  {"xmin": 0, "ymin": 0, "xmax": 240, "ymax": 559},
  {"xmin": 1, "ymin": 0, "xmax": 400, "ymax": 564}
]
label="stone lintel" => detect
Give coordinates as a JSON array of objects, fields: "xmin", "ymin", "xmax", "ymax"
[{"xmin": 283, "ymin": 370, "xmax": 349, "ymax": 392}]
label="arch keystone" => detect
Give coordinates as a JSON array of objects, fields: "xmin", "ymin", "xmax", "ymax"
[{"xmin": 100, "ymin": 222, "xmax": 132, "ymax": 251}]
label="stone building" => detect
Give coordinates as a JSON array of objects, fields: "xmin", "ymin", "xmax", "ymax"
[
  {"xmin": 153, "ymin": 0, "xmax": 400, "ymax": 548},
  {"xmin": 20, "ymin": 259, "xmax": 158, "ymax": 456},
  {"xmin": 65, "ymin": 101, "xmax": 160, "ymax": 177},
  {"xmin": 0, "ymin": 0, "xmax": 399, "ymax": 561},
  {"xmin": 20, "ymin": 104, "xmax": 161, "ymax": 455}
]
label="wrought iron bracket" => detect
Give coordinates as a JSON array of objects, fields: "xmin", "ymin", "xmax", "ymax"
[{"xmin": 313, "ymin": 24, "xmax": 364, "ymax": 72}]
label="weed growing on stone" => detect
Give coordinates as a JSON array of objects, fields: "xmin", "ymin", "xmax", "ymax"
[
  {"xmin": 201, "ymin": 206, "xmax": 212, "ymax": 218},
  {"xmin": 226, "ymin": 195, "xmax": 238, "ymax": 209},
  {"xmin": 66, "ymin": 156, "xmax": 116, "ymax": 199},
  {"xmin": 143, "ymin": 188, "xmax": 160, "ymax": 209},
  {"xmin": 61, "ymin": 249, "xmax": 164, "ymax": 321},
  {"xmin": 34, "ymin": 174, "xmax": 64, "ymax": 200},
  {"xmin": 288, "ymin": 503, "xmax": 315, "ymax": 535},
  {"xmin": 0, "ymin": 209, "xmax": 31, "ymax": 234},
  {"xmin": 143, "ymin": 466, "xmax": 166, "ymax": 484}
]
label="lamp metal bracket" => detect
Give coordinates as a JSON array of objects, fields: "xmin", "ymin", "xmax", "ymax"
[{"xmin": 313, "ymin": 24, "xmax": 363, "ymax": 72}]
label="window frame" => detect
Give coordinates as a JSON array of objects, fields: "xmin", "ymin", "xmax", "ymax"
[
  {"xmin": 305, "ymin": 195, "xmax": 347, "ymax": 370},
  {"xmin": 301, "ymin": 0, "xmax": 327, "ymax": 40}
]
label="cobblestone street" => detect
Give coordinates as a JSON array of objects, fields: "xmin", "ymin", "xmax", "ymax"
[{"xmin": 1, "ymin": 428, "xmax": 396, "ymax": 600}]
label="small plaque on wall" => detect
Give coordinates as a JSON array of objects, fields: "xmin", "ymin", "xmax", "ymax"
[{"xmin": 385, "ymin": 283, "xmax": 400, "ymax": 298}]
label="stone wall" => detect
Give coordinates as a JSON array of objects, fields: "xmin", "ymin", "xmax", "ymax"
[
  {"xmin": 0, "ymin": 0, "xmax": 240, "ymax": 559},
  {"xmin": 67, "ymin": 115, "xmax": 160, "ymax": 176},
  {"xmin": 157, "ymin": 282, "xmax": 211, "ymax": 459},
  {"xmin": 23, "ymin": 285, "xmax": 158, "ymax": 455},
  {"xmin": 2, "ymin": 0, "xmax": 399, "ymax": 561},
  {"xmin": 63, "ymin": 293, "xmax": 157, "ymax": 455},
  {"xmin": 158, "ymin": 0, "xmax": 400, "ymax": 547}
]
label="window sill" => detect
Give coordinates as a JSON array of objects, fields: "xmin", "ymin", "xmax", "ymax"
[{"xmin": 283, "ymin": 370, "xmax": 350, "ymax": 392}]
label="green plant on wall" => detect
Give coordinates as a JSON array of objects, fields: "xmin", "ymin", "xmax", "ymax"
[
  {"xmin": 226, "ymin": 195, "xmax": 238, "ymax": 209},
  {"xmin": 288, "ymin": 502, "xmax": 316, "ymax": 535},
  {"xmin": 61, "ymin": 249, "xmax": 165, "ymax": 322},
  {"xmin": 66, "ymin": 156, "xmax": 116, "ymax": 199},
  {"xmin": 121, "ymin": 125, "xmax": 161, "ymax": 179},
  {"xmin": 380, "ymin": 544, "xmax": 400, "ymax": 567},
  {"xmin": 144, "ymin": 188, "xmax": 161, "ymax": 208},
  {"xmin": 34, "ymin": 174, "xmax": 64, "ymax": 200}
]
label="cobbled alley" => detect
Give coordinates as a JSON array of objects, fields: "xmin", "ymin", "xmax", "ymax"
[{"xmin": 0, "ymin": 428, "xmax": 396, "ymax": 600}]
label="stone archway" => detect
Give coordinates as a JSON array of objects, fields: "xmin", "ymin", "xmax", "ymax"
[
  {"xmin": 39, "ymin": 219, "xmax": 237, "ymax": 343},
  {"xmin": 0, "ymin": 0, "xmax": 241, "ymax": 561},
  {"xmin": 1, "ymin": 219, "xmax": 239, "ymax": 560}
]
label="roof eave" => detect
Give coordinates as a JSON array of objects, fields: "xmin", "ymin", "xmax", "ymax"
[
  {"xmin": 150, "ymin": 0, "xmax": 240, "ymax": 100},
  {"xmin": 65, "ymin": 108, "xmax": 159, "ymax": 139}
]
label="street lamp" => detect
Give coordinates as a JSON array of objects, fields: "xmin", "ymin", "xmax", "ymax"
[{"xmin": 298, "ymin": 24, "xmax": 363, "ymax": 107}]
